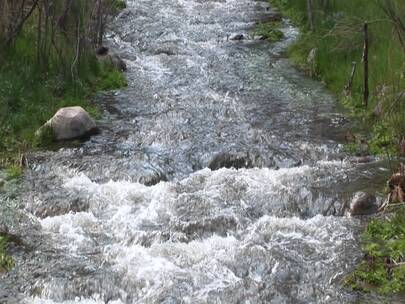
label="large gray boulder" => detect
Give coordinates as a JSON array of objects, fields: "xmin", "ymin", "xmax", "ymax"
[
  {"xmin": 349, "ymin": 192, "xmax": 378, "ymax": 216},
  {"xmin": 40, "ymin": 106, "xmax": 97, "ymax": 141}
]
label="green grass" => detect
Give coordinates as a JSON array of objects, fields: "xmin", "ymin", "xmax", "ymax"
[
  {"xmin": 5, "ymin": 165, "xmax": 22, "ymax": 180},
  {"xmin": 270, "ymin": 0, "xmax": 405, "ymax": 156},
  {"xmin": 111, "ymin": 0, "xmax": 127, "ymax": 11},
  {"xmin": 0, "ymin": 33, "xmax": 127, "ymax": 157},
  {"xmin": 0, "ymin": 236, "xmax": 14, "ymax": 272},
  {"xmin": 268, "ymin": 0, "xmax": 405, "ymax": 295},
  {"xmin": 345, "ymin": 210, "xmax": 405, "ymax": 294},
  {"xmin": 253, "ymin": 21, "xmax": 284, "ymax": 42}
]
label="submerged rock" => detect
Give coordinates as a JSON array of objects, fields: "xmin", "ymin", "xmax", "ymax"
[
  {"xmin": 208, "ymin": 153, "xmax": 253, "ymax": 171},
  {"xmin": 139, "ymin": 171, "xmax": 168, "ymax": 186},
  {"xmin": 350, "ymin": 192, "xmax": 378, "ymax": 216},
  {"xmin": 229, "ymin": 34, "xmax": 244, "ymax": 41},
  {"xmin": 37, "ymin": 106, "xmax": 97, "ymax": 141}
]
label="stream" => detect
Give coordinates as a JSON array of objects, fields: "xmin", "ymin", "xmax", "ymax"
[{"xmin": 0, "ymin": 0, "xmax": 396, "ymax": 303}]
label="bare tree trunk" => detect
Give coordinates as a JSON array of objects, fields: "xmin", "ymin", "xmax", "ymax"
[
  {"xmin": 344, "ymin": 61, "xmax": 357, "ymax": 97},
  {"xmin": 363, "ymin": 22, "xmax": 369, "ymax": 108},
  {"xmin": 307, "ymin": 0, "xmax": 314, "ymax": 32}
]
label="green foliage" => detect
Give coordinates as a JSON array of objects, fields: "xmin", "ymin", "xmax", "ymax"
[
  {"xmin": 110, "ymin": 0, "xmax": 127, "ymax": 11},
  {"xmin": 345, "ymin": 210, "xmax": 405, "ymax": 294},
  {"xmin": 270, "ymin": 0, "xmax": 405, "ymax": 156},
  {"xmin": 5, "ymin": 165, "xmax": 22, "ymax": 180},
  {"xmin": 253, "ymin": 22, "xmax": 284, "ymax": 42},
  {"xmin": 0, "ymin": 236, "xmax": 14, "ymax": 272},
  {"xmin": 95, "ymin": 62, "xmax": 128, "ymax": 91},
  {"xmin": 368, "ymin": 122, "xmax": 397, "ymax": 155},
  {"xmin": 33, "ymin": 124, "xmax": 56, "ymax": 149},
  {"xmin": 0, "ymin": 36, "xmax": 126, "ymax": 155}
]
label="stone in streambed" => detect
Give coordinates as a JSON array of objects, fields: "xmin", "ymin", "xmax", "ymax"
[
  {"xmin": 229, "ymin": 34, "xmax": 245, "ymax": 41},
  {"xmin": 139, "ymin": 171, "xmax": 168, "ymax": 186},
  {"xmin": 349, "ymin": 192, "xmax": 378, "ymax": 216},
  {"xmin": 36, "ymin": 106, "xmax": 97, "ymax": 141},
  {"xmin": 208, "ymin": 153, "xmax": 253, "ymax": 171}
]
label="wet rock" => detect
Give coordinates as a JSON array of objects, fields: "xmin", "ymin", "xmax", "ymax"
[
  {"xmin": 110, "ymin": 53, "xmax": 127, "ymax": 71},
  {"xmin": 139, "ymin": 171, "xmax": 168, "ymax": 186},
  {"xmin": 254, "ymin": 35, "xmax": 266, "ymax": 41},
  {"xmin": 96, "ymin": 46, "xmax": 109, "ymax": 56},
  {"xmin": 0, "ymin": 207, "xmax": 41, "ymax": 248},
  {"xmin": 208, "ymin": 153, "xmax": 253, "ymax": 171},
  {"xmin": 97, "ymin": 47, "xmax": 127, "ymax": 71},
  {"xmin": 229, "ymin": 34, "xmax": 244, "ymax": 41},
  {"xmin": 37, "ymin": 106, "xmax": 97, "ymax": 141},
  {"xmin": 255, "ymin": 12, "xmax": 282, "ymax": 23},
  {"xmin": 34, "ymin": 197, "xmax": 90, "ymax": 218},
  {"xmin": 349, "ymin": 192, "xmax": 378, "ymax": 216}
]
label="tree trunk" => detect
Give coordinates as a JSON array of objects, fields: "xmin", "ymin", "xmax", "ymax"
[
  {"xmin": 363, "ymin": 22, "xmax": 369, "ymax": 108},
  {"xmin": 307, "ymin": 0, "xmax": 314, "ymax": 32}
]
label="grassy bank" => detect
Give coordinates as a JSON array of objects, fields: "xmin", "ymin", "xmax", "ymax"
[
  {"xmin": 345, "ymin": 210, "xmax": 405, "ymax": 294},
  {"xmin": 0, "ymin": 39, "xmax": 127, "ymax": 158},
  {"xmin": 0, "ymin": 0, "xmax": 128, "ymax": 269},
  {"xmin": 0, "ymin": 1, "xmax": 128, "ymax": 165},
  {"xmin": 268, "ymin": 0, "xmax": 405, "ymax": 296},
  {"xmin": 270, "ymin": 0, "xmax": 405, "ymax": 155}
]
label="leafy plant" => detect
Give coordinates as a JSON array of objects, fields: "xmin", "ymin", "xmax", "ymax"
[
  {"xmin": 0, "ymin": 236, "xmax": 14, "ymax": 272},
  {"xmin": 5, "ymin": 165, "xmax": 22, "ymax": 180},
  {"xmin": 345, "ymin": 210, "xmax": 405, "ymax": 294}
]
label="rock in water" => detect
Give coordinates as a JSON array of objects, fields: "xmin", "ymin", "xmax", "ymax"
[
  {"xmin": 139, "ymin": 171, "xmax": 168, "ymax": 186},
  {"xmin": 96, "ymin": 47, "xmax": 127, "ymax": 71},
  {"xmin": 208, "ymin": 153, "xmax": 253, "ymax": 171},
  {"xmin": 229, "ymin": 34, "xmax": 244, "ymax": 41},
  {"xmin": 43, "ymin": 106, "xmax": 97, "ymax": 141},
  {"xmin": 349, "ymin": 192, "xmax": 378, "ymax": 216},
  {"xmin": 110, "ymin": 53, "xmax": 127, "ymax": 71}
]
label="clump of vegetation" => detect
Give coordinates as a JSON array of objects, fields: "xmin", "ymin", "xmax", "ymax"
[
  {"xmin": 0, "ymin": 236, "xmax": 14, "ymax": 272},
  {"xmin": 345, "ymin": 210, "xmax": 405, "ymax": 294},
  {"xmin": 253, "ymin": 22, "xmax": 284, "ymax": 42},
  {"xmin": 6, "ymin": 165, "xmax": 22, "ymax": 180},
  {"xmin": 111, "ymin": 0, "xmax": 127, "ymax": 11},
  {"xmin": 270, "ymin": 0, "xmax": 405, "ymax": 156}
]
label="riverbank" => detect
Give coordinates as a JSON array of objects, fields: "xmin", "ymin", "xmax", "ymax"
[
  {"xmin": 269, "ymin": 0, "xmax": 405, "ymax": 156},
  {"xmin": 0, "ymin": 0, "xmax": 128, "ymax": 272},
  {"xmin": 267, "ymin": 0, "xmax": 405, "ymax": 296},
  {"xmin": 0, "ymin": 1, "xmax": 129, "ymax": 165}
]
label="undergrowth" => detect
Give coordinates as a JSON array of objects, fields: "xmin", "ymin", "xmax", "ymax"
[
  {"xmin": 0, "ymin": 34, "xmax": 127, "ymax": 157},
  {"xmin": 269, "ymin": 0, "xmax": 405, "ymax": 296},
  {"xmin": 0, "ymin": 235, "xmax": 14, "ymax": 272},
  {"xmin": 345, "ymin": 210, "xmax": 405, "ymax": 294},
  {"xmin": 270, "ymin": 0, "xmax": 405, "ymax": 156}
]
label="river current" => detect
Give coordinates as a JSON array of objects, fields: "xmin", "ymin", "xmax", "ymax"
[{"xmin": 0, "ymin": 0, "xmax": 394, "ymax": 303}]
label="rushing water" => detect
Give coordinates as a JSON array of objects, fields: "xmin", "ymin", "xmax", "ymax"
[{"xmin": 0, "ymin": 0, "xmax": 396, "ymax": 303}]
